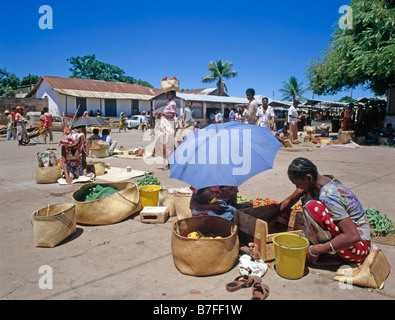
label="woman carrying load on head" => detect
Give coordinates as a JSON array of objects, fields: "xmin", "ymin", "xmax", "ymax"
[
  {"xmin": 154, "ymin": 90, "xmax": 177, "ymax": 170},
  {"xmin": 59, "ymin": 127, "xmax": 89, "ymax": 184},
  {"xmin": 280, "ymin": 157, "xmax": 371, "ymax": 266}
]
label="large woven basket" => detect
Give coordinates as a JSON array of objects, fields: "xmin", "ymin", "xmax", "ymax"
[
  {"xmin": 171, "ymin": 216, "xmax": 239, "ymax": 276},
  {"xmin": 31, "ymin": 203, "xmax": 76, "ymax": 247},
  {"xmin": 72, "ymin": 182, "xmax": 141, "ymax": 225}
]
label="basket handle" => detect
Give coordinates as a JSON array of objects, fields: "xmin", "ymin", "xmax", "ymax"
[{"xmin": 30, "ymin": 211, "xmax": 37, "ymax": 226}]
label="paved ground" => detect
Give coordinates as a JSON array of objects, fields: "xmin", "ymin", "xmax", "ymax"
[{"xmin": 0, "ymin": 128, "xmax": 394, "ymax": 301}]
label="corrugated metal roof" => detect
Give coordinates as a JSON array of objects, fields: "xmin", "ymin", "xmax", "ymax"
[
  {"xmin": 153, "ymin": 92, "xmax": 249, "ymax": 104},
  {"xmin": 27, "ymin": 75, "xmax": 162, "ymax": 100},
  {"xmin": 54, "ymin": 88, "xmax": 154, "ymax": 100}
]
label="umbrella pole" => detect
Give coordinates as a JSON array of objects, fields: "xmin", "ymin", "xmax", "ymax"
[{"xmin": 71, "ymin": 104, "xmax": 81, "ymax": 128}]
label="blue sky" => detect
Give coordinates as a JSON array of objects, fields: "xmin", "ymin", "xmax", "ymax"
[{"xmin": 0, "ymin": 0, "xmax": 376, "ymax": 101}]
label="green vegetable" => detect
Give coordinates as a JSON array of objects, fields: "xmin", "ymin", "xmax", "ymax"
[
  {"xmin": 84, "ymin": 185, "xmax": 118, "ymax": 202},
  {"xmin": 136, "ymin": 173, "xmax": 161, "ymax": 187},
  {"xmin": 365, "ymin": 207, "xmax": 395, "ymax": 237}
]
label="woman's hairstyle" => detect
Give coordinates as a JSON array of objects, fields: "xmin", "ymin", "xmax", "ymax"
[
  {"xmin": 287, "ymin": 157, "xmax": 318, "ymax": 181},
  {"xmin": 102, "ymin": 129, "xmax": 109, "ymax": 135}
]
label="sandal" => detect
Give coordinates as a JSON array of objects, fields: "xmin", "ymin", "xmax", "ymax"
[
  {"xmin": 251, "ymin": 283, "xmax": 270, "ymax": 300},
  {"xmin": 226, "ymin": 275, "xmax": 254, "ymax": 292}
]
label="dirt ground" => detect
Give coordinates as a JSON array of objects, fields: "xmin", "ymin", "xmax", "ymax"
[{"xmin": 0, "ymin": 128, "xmax": 394, "ymax": 301}]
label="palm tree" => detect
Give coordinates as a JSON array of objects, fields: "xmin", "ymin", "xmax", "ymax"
[
  {"xmin": 279, "ymin": 76, "xmax": 308, "ymax": 102},
  {"xmin": 202, "ymin": 58, "xmax": 237, "ymax": 96}
]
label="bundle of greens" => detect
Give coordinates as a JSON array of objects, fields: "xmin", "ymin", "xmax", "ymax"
[
  {"xmin": 136, "ymin": 173, "xmax": 161, "ymax": 187},
  {"xmin": 84, "ymin": 185, "xmax": 118, "ymax": 202},
  {"xmin": 365, "ymin": 207, "xmax": 395, "ymax": 237}
]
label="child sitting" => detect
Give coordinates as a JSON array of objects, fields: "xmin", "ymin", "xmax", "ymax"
[{"xmin": 190, "ymin": 187, "xmax": 236, "ymax": 221}]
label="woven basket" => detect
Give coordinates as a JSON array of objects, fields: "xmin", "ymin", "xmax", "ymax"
[
  {"xmin": 161, "ymin": 79, "xmax": 179, "ymax": 92},
  {"xmin": 320, "ymin": 137, "xmax": 333, "ymax": 146},
  {"xmin": 35, "ymin": 166, "xmax": 62, "ymax": 184},
  {"xmin": 334, "ymin": 249, "xmax": 391, "ymax": 289},
  {"xmin": 72, "ymin": 182, "xmax": 141, "ymax": 225},
  {"xmin": 31, "ymin": 203, "xmax": 76, "ymax": 248},
  {"xmin": 173, "ymin": 192, "xmax": 192, "ymax": 220},
  {"xmin": 171, "ymin": 216, "xmax": 239, "ymax": 276},
  {"xmin": 338, "ymin": 130, "xmax": 355, "ymax": 144}
]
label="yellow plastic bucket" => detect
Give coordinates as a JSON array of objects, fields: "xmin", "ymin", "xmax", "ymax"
[
  {"xmin": 273, "ymin": 233, "xmax": 309, "ymax": 280},
  {"xmin": 139, "ymin": 185, "xmax": 162, "ymax": 207}
]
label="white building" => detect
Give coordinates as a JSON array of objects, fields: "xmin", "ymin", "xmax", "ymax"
[{"xmin": 27, "ymin": 76, "xmax": 162, "ymax": 117}]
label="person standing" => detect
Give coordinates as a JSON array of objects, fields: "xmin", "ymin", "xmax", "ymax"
[
  {"xmin": 288, "ymin": 100, "xmax": 300, "ymax": 143},
  {"xmin": 217, "ymin": 110, "xmax": 224, "ymax": 123},
  {"xmin": 5, "ymin": 110, "xmax": 16, "ymax": 140},
  {"xmin": 235, "ymin": 109, "xmax": 241, "ymax": 122},
  {"xmin": 184, "ymin": 101, "xmax": 194, "ymax": 126},
  {"xmin": 229, "ymin": 108, "xmax": 235, "ymax": 121},
  {"xmin": 14, "ymin": 107, "xmax": 25, "ymax": 146},
  {"xmin": 43, "ymin": 107, "xmax": 55, "ymax": 144},
  {"xmin": 256, "ymin": 97, "xmax": 275, "ymax": 129},
  {"xmin": 119, "ymin": 112, "xmax": 127, "ymax": 133},
  {"xmin": 245, "ymin": 88, "xmax": 258, "ymax": 125},
  {"xmin": 149, "ymin": 110, "xmax": 156, "ymax": 137},
  {"xmin": 341, "ymin": 104, "xmax": 355, "ymax": 131},
  {"xmin": 140, "ymin": 111, "xmax": 148, "ymax": 132},
  {"xmin": 154, "ymin": 90, "xmax": 177, "ymax": 170}
]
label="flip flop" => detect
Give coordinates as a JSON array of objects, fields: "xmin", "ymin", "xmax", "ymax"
[
  {"xmin": 251, "ymin": 283, "xmax": 270, "ymax": 300},
  {"xmin": 226, "ymin": 275, "xmax": 254, "ymax": 292}
]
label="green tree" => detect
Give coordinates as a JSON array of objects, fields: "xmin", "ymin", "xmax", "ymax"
[
  {"xmin": 202, "ymin": 58, "xmax": 237, "ymax": 96},
  {"xmin": 0, "ymin": 68, "xmax": 20, "ymax": 97},
  {"xmin": 20, "ymin": 74, "xmax": 40, "ymax": 86},
  {"xmin": 338, "ymin": 96, "xmax": 357, "ymax": 103},
  {"xmin": 278, "ymin": 76, "xmax": 308, "ymax": 102},
  {"xmin": 67, "ymin": 54, "xmax": 153, "ymax": 87},
  {"xmin": 68, "ymin": 54, "xmax": 125, "ymax": 81},
  {"xmin": 306, "ymin": 0, "xmax": 394, "ymax": 96}
]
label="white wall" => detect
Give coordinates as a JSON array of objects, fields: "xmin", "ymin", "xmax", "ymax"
[
  {"xmin": 34, "ymin": 80, "xmax": 153, "ymax": 117},
  {"xmin": 116, "ymin": 100, "xmax": 131, "ymax": 116},
  {"xmin": 35, "ymin": 80, "xmax": 61, "ymax": 116},
  {"xmin": 87, "ymin": 98, "xmax": 101, "ymax": 115},
  {"xmin": 139, "ymin": 100, "xmax": 151, "ymax": 114}
]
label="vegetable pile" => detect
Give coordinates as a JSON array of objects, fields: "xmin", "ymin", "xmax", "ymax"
[
  {"xmin": 237, "ymin": 195, "xmax": 279, "ymax": 208},
  {"xmin": 136, "ymin": 173, "xmax": 161, "ymax": 186},
  {"xmin": 365, "ymin": 207, "xmax": 395, "ymax": 237}
]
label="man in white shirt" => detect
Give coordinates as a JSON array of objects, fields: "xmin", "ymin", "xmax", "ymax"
[
  {"xmin": 256, "ymin": 97, "xmax": 275, "ymax": 129},
  {"xmin": 287, "ymin": 100, "xmax": 300, "ymax": 142},
  {"xmin": 245, "ymin": 88, "xmax": 258, "ymax": 124}
]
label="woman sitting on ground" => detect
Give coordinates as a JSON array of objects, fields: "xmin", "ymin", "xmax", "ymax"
[
  {"xmin": 281, "ymin": 157, "xmax": 371, "ymax": 265},
  {"xmin": 59, "ymin": 127, "xmax": 89, "ymax": 184}
]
